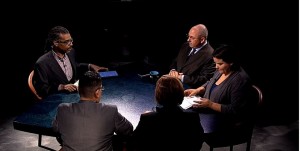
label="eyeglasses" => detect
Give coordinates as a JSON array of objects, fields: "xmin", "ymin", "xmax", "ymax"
[
  {"xmin": 58, "ymin": 39, "xmax": 73, "ymax": 45},
  {"xmin": 98, "ymin": 86, "xmax": 105, "ymax": 91}
]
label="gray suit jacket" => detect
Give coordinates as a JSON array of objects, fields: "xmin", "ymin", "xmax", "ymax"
[
  {"xmin": 170, "ymin": 42, "xmax": 215, "ymax": 88},
  {"xmin": 53, "ymin": 100, "xmax": 133, "ymax": 151}
]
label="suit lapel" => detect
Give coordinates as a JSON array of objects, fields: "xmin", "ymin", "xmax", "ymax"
[
  {"xmin": 67, "ymin": 51, "xmax": 76, "ymax": 79},
  {"xmin": 47, "ymin": 52, "xmax": 69, "ymax": 82},
  {"xmin": 182, "ymin": 50, "xmax": 203, "ymax": 66}
]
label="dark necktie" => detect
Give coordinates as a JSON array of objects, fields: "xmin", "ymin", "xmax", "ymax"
[
  {"xmin": 186, "ymin": 48, "xmax": 195, "ymax": 62},
  {"xmin": 189, "ymin": 48, "xmax": 196, "ymax": 56}
]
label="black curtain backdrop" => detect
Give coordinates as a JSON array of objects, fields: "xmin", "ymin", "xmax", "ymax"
[{"xmin": 3, "ymin": 1, "xmax": 298, "ymax": 125}]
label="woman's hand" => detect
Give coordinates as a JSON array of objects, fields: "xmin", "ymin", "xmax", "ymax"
[
  {"xmin": 89, "ymin": 64, "xmax": 108, "ymax": 72},
  {"xmin": 184, "ymin": 89, "xmax": 198, "ymax": 96},
  {"xmin": 184, "ymin": 86, "xmax": 205, "ymax": 96},
  {"xmin": 192, "ymin": 98, "xmax": 212, "ymax": 108}
]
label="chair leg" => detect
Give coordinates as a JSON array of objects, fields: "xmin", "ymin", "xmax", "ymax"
[
  {"xmin": 38, "ymin": 134, "xmax": 42, "ymax": 147},
  {"xmin": 246, "ymin": 140, "xmax": 251, "ymax": 151},
  {"xmin": 230, "ymin": 145, "xmax": 233, "ymax": 151}
]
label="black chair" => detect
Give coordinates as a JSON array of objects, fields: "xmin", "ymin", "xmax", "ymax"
[{"xmin": 204, "ymin": 85, "xmax": 263, "ymax": 151}]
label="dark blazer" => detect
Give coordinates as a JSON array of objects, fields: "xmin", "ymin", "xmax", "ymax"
[
  {"xmin": 131, "ymin": 106, "xmax": 204, "ymax": 151},
  {"xmin": 170, "ymin": 42, "xmax": 215, "ymax": 88},
  {"xmin": 53, "ymin": 101, "xmax": 133, "ymax": 151},
  {"xmin": 33, "ymin": 49, "xmax": 88, "ymax": 98},
  {"xmin": 199, "ymin": 67, "xmax": 255, "ymax": 133}
]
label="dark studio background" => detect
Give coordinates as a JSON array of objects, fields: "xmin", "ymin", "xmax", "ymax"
[{"xmin": 1, "ymin": 0, "xmax": 298, "ymax": 129}]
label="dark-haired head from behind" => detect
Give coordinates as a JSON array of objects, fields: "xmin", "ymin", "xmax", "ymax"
[
  {"xmin": 79, "ymin": 71, "xmax": 102, "ymax": 100},
  {"xmin": 212, "ymin": 44, "xmax": 240, "ymax": 71},
  {"xmin": 155, "ymin": 75, "xmax": 184, "ymax": 107},
  {"xmin": 44, "ymin": 26, "xmax": 70, "ymax": 52}
]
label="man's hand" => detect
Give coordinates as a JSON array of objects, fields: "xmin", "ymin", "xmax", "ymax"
[
  {"xmin": 169, "ymin": 69, "xmax": 183, "ymax": 80},
  {"xmin": 59, "ymin": 84, "xmax": 78, "ymax": 92},
  {"xmin": 89, "ymin": 64, "xmax": 108, "ymax": 72}
]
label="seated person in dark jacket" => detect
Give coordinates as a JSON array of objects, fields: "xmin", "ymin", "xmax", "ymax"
[
  {"xmin": 33, "ymin": 26, "xmax": 108, "ymax": 98},
  {"xmin": 53, "ymin": 71, "xmax": 133, "ymax": 151},
  {"xmin": 169, "ymin": 24, "xmax": 215, "ymax": 88},
  {"xmin": 184, "ymin": 44, "xmax": 256, "ymax": 144},
  {"xmin": 130, "ymin": 75, "xmax": 204, "ymax": 151}
]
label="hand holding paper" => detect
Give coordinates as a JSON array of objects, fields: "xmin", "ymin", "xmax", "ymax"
[
  {"xmin": 180, "ymin": 96, "xmax": 201, "ymax": 109},
  {"xmin": 73, "ymin": 80, "xmax": 79, "ymax": 87}
]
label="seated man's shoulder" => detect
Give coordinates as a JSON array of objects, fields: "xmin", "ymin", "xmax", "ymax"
[
  {"xmin": 36, "ymin": 51, "xmax": 52, "ymax": 63},
  {"xmin": 58, "ymin": 102, "xmax": 72, "ymax": 108},
  {"xmin": 141, "ymin": 111, "xmax": 155, "ymax": 116},
  {"xmin": 101, "ymin": 103, "xmax": 118, "ymax": 110}
]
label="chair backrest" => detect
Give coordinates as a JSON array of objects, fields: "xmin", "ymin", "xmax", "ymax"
[
  {"xmin": 28, "ymin": 70, "xmax": 42, "ymax": 100},
  {"xmin": 205, "ymin": 84, "xmax": 263, "ymax": 151},
  {"xmin": 252, "ymin": 85, "xmax": 263, "ymax": 106}
]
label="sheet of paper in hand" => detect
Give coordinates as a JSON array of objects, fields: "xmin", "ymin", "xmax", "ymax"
[
  {"xmin": 99, "ymin": 71, "xmax": 118, "ymax": 78},
  {"xmin": 74, "ymin": 80, "xmax": 79, "ymax": 87},
  {"xmin": 180, "ymin": 96, "xmax": 201, "ymax": 109}
]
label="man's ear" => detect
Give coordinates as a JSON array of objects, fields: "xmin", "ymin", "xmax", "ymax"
[
  {"xmin": 200, "ymin": 37, "xmax": 206, "ymax": 43},
  {"xmin": 53, "ymin": 41, "xmax": 59, "ymax": 47},
  {"xmin": 95, "ymin": 89, "xmax": 101, "ymax": 98}
]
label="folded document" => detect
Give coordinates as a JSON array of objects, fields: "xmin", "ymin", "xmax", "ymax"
[{"xmin": 180, "ymin": 96, "xmax": 201, "ymax": 109}]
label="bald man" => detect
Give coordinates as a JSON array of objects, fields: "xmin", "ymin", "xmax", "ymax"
[{"xmin": 169, "ymin": 24, "xmax": 215, "ymax": 88}]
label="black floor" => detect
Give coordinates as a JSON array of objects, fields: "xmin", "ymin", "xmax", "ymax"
[{"xmin": 0, "ymin": 116, "xmax": 298, "ymax": 151}]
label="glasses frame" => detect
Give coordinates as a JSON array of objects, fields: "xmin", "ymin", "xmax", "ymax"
[
  {"xmin": 57, "ymin": 39, "xmax": 73, "ymax": 45},
  {"xmin": 98, "ymin": 86, "xmax": 105, "ymax": 91}
]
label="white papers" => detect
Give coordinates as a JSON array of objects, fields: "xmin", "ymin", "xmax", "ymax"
[
  {"xmin": 74, "ymin": 80, "xmax": 79, "ymax": 87},
  {"xmin": 180, "ymin": 96, "xmax": 201, "ymax": 109}
]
